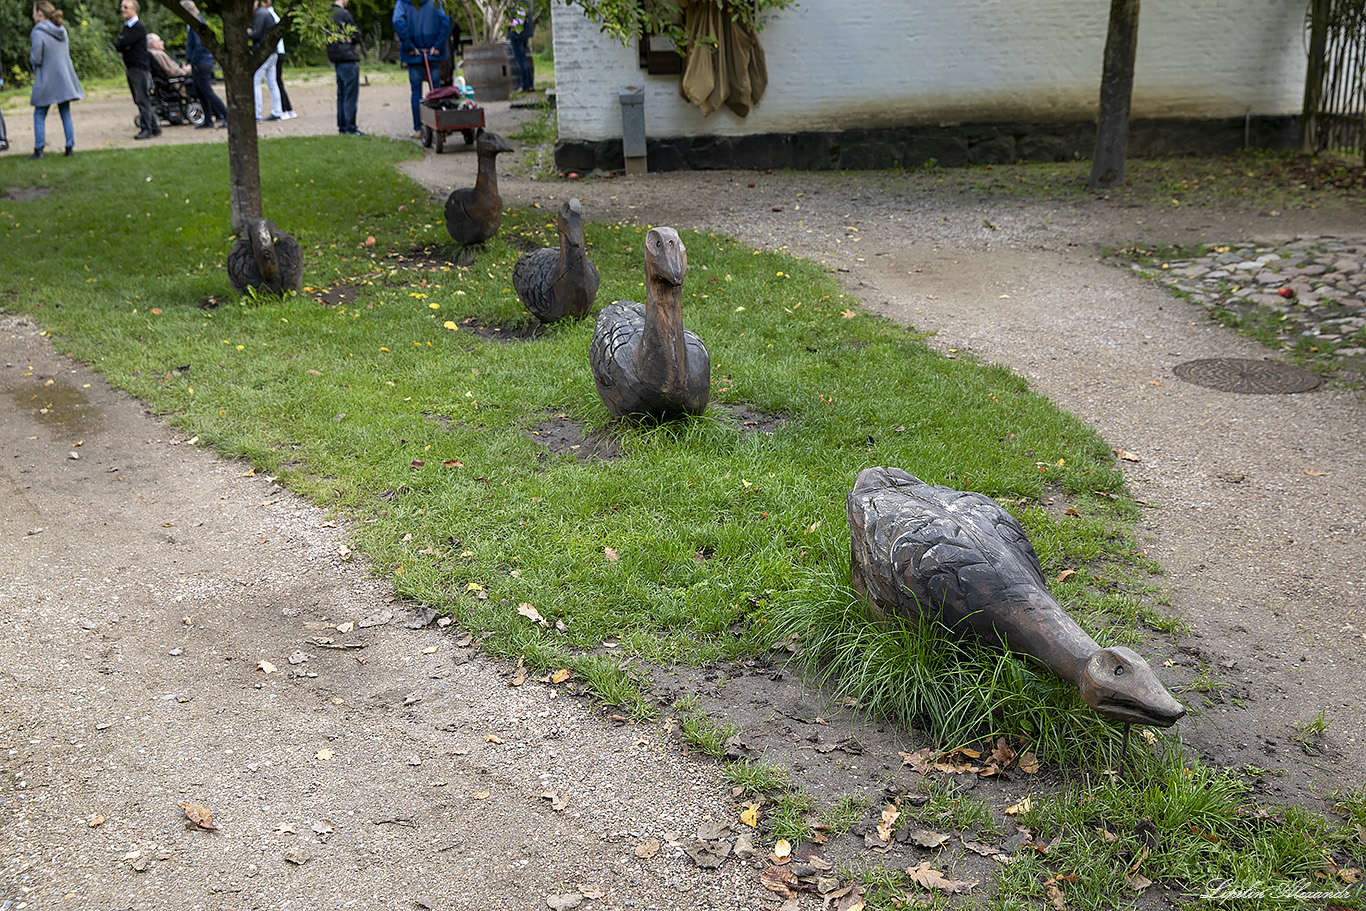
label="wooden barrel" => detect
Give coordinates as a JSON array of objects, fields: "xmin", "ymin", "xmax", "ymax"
[{"xmin": 464, "ymin": 42, "xmax": 510, "ymax": 102}]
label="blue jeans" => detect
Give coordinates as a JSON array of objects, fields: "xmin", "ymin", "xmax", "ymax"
[
  {"xmin": 335, "ymin": 61, "xmax": 359, "ymax": 133},
  {"xmin": 34, "ymin": 101, "xmax": 74, "ymax": 150},
  {"xmin": 191, "ymin": 60, "xmax": 227, "ymax": 124},
  {"xmin": 511, "ymin": 37, "xmax": 532, "ymax": 90},
  {"xmin": 408, "ymin": 63, "xmax": 436, "ymax": 131}
]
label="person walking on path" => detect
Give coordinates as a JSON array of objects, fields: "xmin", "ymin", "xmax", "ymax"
[
  {"xmin": 115, "ymin": 0, "xmax": 159, "ymax": 140},
  {"xmin": 180, "ymin": 0, "xmax": 226, "ymax": 129},
  {"xmin": 507, "ymin": 3, "xmax": 534, "ymax": 92},
  {"xmin": 328, "ymin": 0, "xmax": 363, "ymax": 135},
  {"xmin": 29, "ymin": 0, "xmax": 85, "ymax": 159},
  {"xmin": 0, "ymin": 50, "xmax": 10, "ymax": 152},
  {"xmin": 249, "ymin": 0, "xmax": 283, "ymax": 121},
  {"xmin": 266, "ymin": 0, "xmax": 296, "ymax": 119},
  {"xmin": 392, "ymin": 0, "xmax": 450, "ymax": 139}
]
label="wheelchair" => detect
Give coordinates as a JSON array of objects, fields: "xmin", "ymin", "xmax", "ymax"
[{"xmin": 138, "ymin": 64, "xmax": 205, "ymax": 129}]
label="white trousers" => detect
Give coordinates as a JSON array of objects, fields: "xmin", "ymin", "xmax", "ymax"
[{"xmin": 253, "ymin": 53, "xmax": 283, "ymax": 120}]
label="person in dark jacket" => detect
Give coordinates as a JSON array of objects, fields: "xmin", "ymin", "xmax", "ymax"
[
  {"xmin": 328, "ymin": 0, "xmax": 363, "ymax": 135},
  {"xmin": 180, "ymin": 0, "xmax": 226, "ymax": 128},
  {"xmin": 507, "ymin": 3, "xmax": 534, "ymax": 93},
  {"xmin": 392, "ymin": 0, "xmax": 450, "ymax": 138},
  {"xmin": 30, "ymin": 0, "xmax": 85, "ymax": 158},
  {"xmin": 115, "ymin": 0, "xmax": 159, "ymax": 139}
]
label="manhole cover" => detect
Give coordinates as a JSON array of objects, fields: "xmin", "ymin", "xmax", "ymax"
[{"xmin": 1172, "ymin": 358, "xmax": 1321, "ymax": 394}]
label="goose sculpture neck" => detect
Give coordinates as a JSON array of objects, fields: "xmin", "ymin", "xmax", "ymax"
[{"xmin": 638, "ymin": 227, "xmax": 689, "ymax": 393}]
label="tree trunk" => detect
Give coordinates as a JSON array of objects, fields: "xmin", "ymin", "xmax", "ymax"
[
  {"xmin": 158, "ymin": 0, "xmax": 277, "ymax": 232},
  {"xmin": 1088, "ymin": 0, "xmax": 1140, "ymax": 190}
]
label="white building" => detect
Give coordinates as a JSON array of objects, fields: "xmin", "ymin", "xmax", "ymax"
[{"xmin": 549, "ymin": 0, "xmax": 1308, "ymax": 172}]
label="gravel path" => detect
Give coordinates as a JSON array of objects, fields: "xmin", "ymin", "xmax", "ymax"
[{"xmin": 4, "ymin": 76, "xmax": 1366, "ymax": 910}]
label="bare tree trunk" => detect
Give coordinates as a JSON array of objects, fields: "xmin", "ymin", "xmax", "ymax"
[
  {"xmin": 1089, "ymin": 0, "xmax": 1140, "ymax": 190},
  {"xmin": 1301, "ymin": 0, "xmax": 1330, "ymax": 154},
  {"xmin": 158, "ymin": 0, "xmax": 278, "ymax": 232}
]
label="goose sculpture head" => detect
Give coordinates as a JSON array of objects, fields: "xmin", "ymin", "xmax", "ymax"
[
  {"xmin": 512, "ymin": 197, "xmax": 600, "ymax": 323},
  {"xmin": 589, "ymin": 227, "xmax": 710, "ymax": 419}
]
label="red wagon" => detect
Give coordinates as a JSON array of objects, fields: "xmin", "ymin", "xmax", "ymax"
[{"xmin": 419, "ymin": 98, "xmax": 483, "ymax": 153}]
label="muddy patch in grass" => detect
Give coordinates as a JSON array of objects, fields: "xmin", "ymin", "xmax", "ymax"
[
  {"xmin": 714, "ymin": 401, "xmax": 786, "ymax": 437},
  {"xmin": 2, "ymin": 186, "xmax": 53, "ymax": 202},
  {"xmin": 528, "ymin": 413, "xmax": 620, "ymax": 461},
  {"xmin": 391, "ymin": 245, "xmax": 476, "ymax": 270},
  {"xmin": 459, "ymin": 315, "xmax": 545, "ymax": 342}
]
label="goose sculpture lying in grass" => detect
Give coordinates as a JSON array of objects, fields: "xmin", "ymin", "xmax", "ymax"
[
  {"xmin": 589, "ymin": 227, "xmax": 710, "ymax": 419},
  {"xmin": 847, "ymin": 467, "xmax": 1186, "ymax": 728},
  {"xmin": 226, "ymin": 218, "xmax": 303, "ymax": 295},
  {"xmin": 512, "ymin": 198, "xmax": 599, "ymax": 323},
  {"xmin": 444, "ymin": 131, "xmax": 514, "ymax": 246}
]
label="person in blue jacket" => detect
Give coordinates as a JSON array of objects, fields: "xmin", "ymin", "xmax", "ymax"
[
  {"xmin": 180, "ymin": 0, "xmax": 226, "ymax": 128},
  {"xmin": 392, "ymin": 0, "xmax": 451, "ymax": 138}
]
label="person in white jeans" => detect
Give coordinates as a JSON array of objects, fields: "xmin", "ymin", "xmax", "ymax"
[{"xmin": 249, "ymin": 0, "xmax": 282, "ymax": 120}]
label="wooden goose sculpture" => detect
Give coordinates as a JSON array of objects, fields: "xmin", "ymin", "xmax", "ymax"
[
  {"xmin": 512, "ymin": 198, "xmax": 600, "ymax": 323},
  {"xmin": 226, "ymin": 218, "xmax": 303, "ymax": 295},
  {"xmin": 589, "ymin": 227, "xmax": 710, "ymax": 419},
  {"xmin": 847, "ymin": 467, "xmax": 1186, "ymax": 728},
  {"xmin": 444, "ymin": 131, "xmax": 514, "ymax": 246}
]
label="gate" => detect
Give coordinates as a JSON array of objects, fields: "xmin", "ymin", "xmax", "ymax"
[{"xmin": 1302, "ymin": 0, "xmax": 1366, "ymax": 160}]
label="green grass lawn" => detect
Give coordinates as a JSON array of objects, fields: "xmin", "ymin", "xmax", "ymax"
[{"xmin": 3, "ymin": 138, "xmax": 1363, "ymax": 909}]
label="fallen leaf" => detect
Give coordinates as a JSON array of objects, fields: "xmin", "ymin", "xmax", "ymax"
[
  {"xmin": 740, "ymin": 802, "xmax": 760, "ymax": 827},
  {"xmin": 1057, "ymin": 569, "xmax": 1077, "ymax": 583},
  {"xmin": 904, "ymin": 860, "xmax": 978, "ymax": 893},
  {"xmin": 961, "ymin": 838, "xmax": 996, "ymax": 855},
  {"xmin": 257, "ymin": 660, "xmax": 276, "ymax": 674},
  {"xmin": 576, "ymin": 884, "xmax": 604, "ymax": 900},
  {"xmin": 604, "ymin": 547, "xmax": 619, "ymax": 562},
  {"xmin": 1305, "ymin": 469, "xmax": 1326, "ymax": 477},
  {"xmin": 876, "ymin": 804, "xmax": 901, "ymax": 841},
  {"xmin": 421, "ymin": 646, "xmax": 438, "ymax": 654},
  {"xmin": 1340, "ymin": 868, "xmax": 1361, "ymax": 884},
  {"xmin": 509, "ymin": 669, "xmax": 527, "ymax": 687},
  {"xmin": 442, "ymin": 458, "xmax": 463, "ymax": 468},
  {"xmin": 904, "ymin": 828, "xmax": 951, "ymax": 849},
  {"xmin": 551, "ymin": 668, "xmax": 571, "ymax": 684},
  {"xmin": 1127, "ymin": 872, "xmax": 1154, "ymax": 891},
  {"xmin": 760, "ymin": 865, "xmax": 800, "ymax": 898},
  {"xmin": 1046, "ymin": 882, "xmax": 1066, "ymax": 909},
  {"xmin": 1114, "ymin": 448, "xmax": 1141, "ymax": 462},
  {"xmin": 88, "ymin": 814, "xmax": 106, "ymax": 828},
  {"xmin": 633, "ymin": 838, "xmax": 660, "ymax": 858},
  {"xmin": 517, "ymin": 603, "xmax": 545, "ymax": 624},
  {"xmin": 1095, "ymin": 826, "xmax": 1118, "ymax": 843},
  {"xmin": 485, "ymin": 734, "xmax": 504, "ymax": 744},
  {"xmin": 337, "ymin": 621, "xmax": 354, "ymax": 633},
  {"xmin": 472, "ymin": 790, "xmax": 490, "ymax": 800},
  {"xmin": 315, "ymin": 749, "xmax": 334, "ymax": 761},
  {"xmin": 772, "ymin": 839, "xmax": 792, "ymax": 861},
  {"xmin": 179, "ymin": 801, "xmax": 219, "ymax": 831},
  {"xmin": 1018, "ymin": 752, "xmax": 1040, "ymax": 774},
  {"xmin": 1004, "ymin": 797, "xmax": 1032, "ymax": 816}
]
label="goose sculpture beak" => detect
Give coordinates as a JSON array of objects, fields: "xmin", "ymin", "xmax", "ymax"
[{"xmin": 646, "ymin": 227, "xmax": 687, "ymax": 286}]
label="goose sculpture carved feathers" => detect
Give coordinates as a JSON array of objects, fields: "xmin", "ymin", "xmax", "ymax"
[
  {"xmin": 226, "ymin": 218, "xmax": 303, "ymax": 295},
  {"xmin": 513, "ymin": 198, "xmax": 599, "ymax": 323},
  {"xmin": 848, "ymin": 467, "xmax": 1186, "ymax": 728},
  {"xmin": 589, "ymin": 227, "xmax": 710, "ymax": 419}
]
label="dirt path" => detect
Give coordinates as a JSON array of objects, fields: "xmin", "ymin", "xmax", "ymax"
[{"xmin": 4, "ymin": 76, "xmax": 1366, "ymax": 910}]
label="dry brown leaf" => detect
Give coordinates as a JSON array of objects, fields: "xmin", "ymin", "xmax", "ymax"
[
  {"xmin": 960, "ymin": 838, "xmax": 996, "ymax": 856},
  {"xmin": 904, "ymin": 860, "xmax": 978, "ymax": 894},
  {"xmin": 88, "ymin": 814, "xmax": 106, "ymax": 828},
  {"xmin": 485, "ymin": 734, "xmax": 504, "ymax": 744},
  {"xmin": 472, "ymin": 790, "xmax": 490, "ymax": 800},
  {"xmin": 876, "ymin": 804, "xmax": 901, "ymax": 841},
  {"xmin": 1057, "ymin": 569, "xmax": 1077, "ymax": 583},
  {"xmin": 509, "ymin": 669, "xmax": 527, "ymax": 687},
  {"xmin": 179, "ymin": 801, "xmax": 219, "ymax": 831},
  {"xmin": 633, "ymin": 838, "xmax": 660, "ymax": 858},
  {"xmin": 740, "ymin": 802, "xmax": 760, "ymax": 827},
  {"xmin": 257, "ymin": 660, "xmax": 276, "ymax": 674},
  {"xmin": 551, "ymin": 668, "xmax": 571, "ymax": 684},
  {"xmin": 517, "ymin": 603, "xmax": 545, "ymax": 624},
  {"xmin": 1114, "ymin": 448, "xmax": 1142, "ymax": 462},
  {"xmin": 1004, "ymin": 797, "xmax": 1032, "ymax": 816},
  {"xmin": 336, "ymin": 621, "xmax": 354, "ymax": 633},
  {"xmin": 1018, "ymin": 751, "xmax": 1040, "ymax": 774},
  {"xmin": 1095, "ymin": 826, "xmax": 1118, "ymax": 843},
  {"xmin": 760, "ymin": 865, "xmax": 800, "ymax": 898},
  {"xmin": 1046, "ymin": 882, "xmax": 1066, "ymax": 909},
  {"xmin": 576, "ymin": 884, "xmax": 604, "ymax": 900},
  {"xmin": 772, "ymin": 839, "xmax": 792, "ymax": 861},
  {"xmin": 1127, "ymin": 872, "xmax": 1154, "ymax": 891},
  {"xmin": 905, "ymin": 829, "xmax": 951, "ymax": 849},
  {"xmin": 604, "ymin": 547, "xmax": 619, "ymax": 562},
  {"xmin": 1127, "ymin": 845, "xmax": 1149, "ymax": 876}
]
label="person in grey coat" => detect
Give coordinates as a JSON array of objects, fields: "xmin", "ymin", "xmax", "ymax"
[{"xmin": 30, "ymin": 0, "xmax": 85, "ymax": 159}]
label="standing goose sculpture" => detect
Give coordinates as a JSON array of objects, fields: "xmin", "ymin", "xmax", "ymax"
[
  {"xmin": 512, "ymin": 198, "xmax": 600, "ymax": 323},
  {"xmin": 589, "ymin": 227, "xmax": 710, "ymax": 419},
  {"xmin": 444, "ymin": 131, "xmax": 514, "ymax": 246},
  {"xmin": 226, "ymin": 218, "xmax": 303, "ymax": 295},
  {"xmin": 847, "ymin": 467, "xmax": 1185, "ymax": 728}
]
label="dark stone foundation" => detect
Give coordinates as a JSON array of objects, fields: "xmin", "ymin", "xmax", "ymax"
[{"xmin": 553, "ymin": 115, "xmax": 1301, "ymax": 174}]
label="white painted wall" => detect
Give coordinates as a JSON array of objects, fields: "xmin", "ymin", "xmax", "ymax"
[{"xmin": 550, "ymin": 0, "xmax": 1307, "ymax": 142}]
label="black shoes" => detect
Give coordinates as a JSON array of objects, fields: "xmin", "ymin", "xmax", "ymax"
[
  {"xmin": 195, "ymin": 121, "xmax": 215, "ymax": 129},
  {"xmin": 64, "ymin": 147, "xmax": 73, "ymax": 157},
  {"xmin": 134, "ymin": 129, "xmax": 154, "ymax": 140},
  {"xmin": 29, "ymin": 148, "xmax": 44, "ymax": 160}
]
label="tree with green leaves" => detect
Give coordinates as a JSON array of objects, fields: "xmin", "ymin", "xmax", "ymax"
[{"xmin": 562, "ymin": 0, "xmax": 793, "ymax": 54}]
